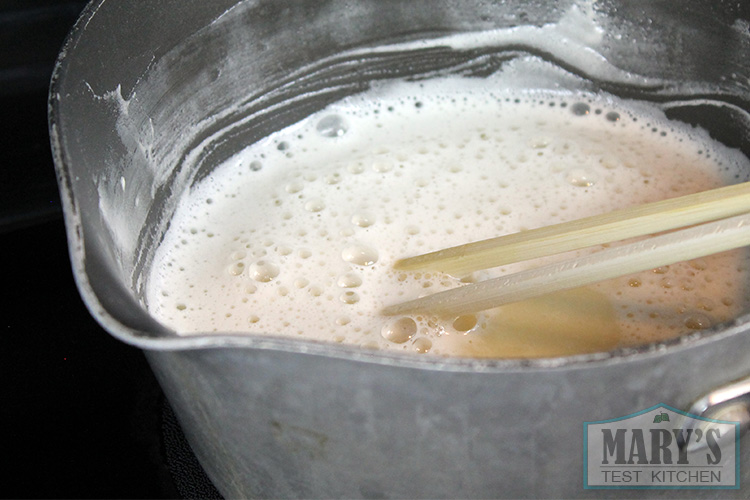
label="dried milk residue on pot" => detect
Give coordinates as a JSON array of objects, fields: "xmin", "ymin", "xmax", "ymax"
[{"xmin": 145, "ymin": 78, "xmax": 750, "ymax": 358}]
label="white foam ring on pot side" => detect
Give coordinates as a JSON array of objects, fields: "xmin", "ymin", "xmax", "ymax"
[
  {"xmin": 178, "ymin": 0, "xmax": 664, "ymax": 193},
  {"xmin": 91, "ymin": 0, "xmax": 692, "ymax": 292}
]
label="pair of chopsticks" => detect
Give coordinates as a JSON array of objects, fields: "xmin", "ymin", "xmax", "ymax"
[{"xmin": 382, "ymin": 182, "xmax": 750, "ymax": 316}]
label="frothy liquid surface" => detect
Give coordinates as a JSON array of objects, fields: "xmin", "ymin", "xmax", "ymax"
[{"xmin": 146, "ymin": 80, "xmax": 750, "ymax": 357}]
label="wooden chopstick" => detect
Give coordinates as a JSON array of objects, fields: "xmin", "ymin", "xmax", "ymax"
[
  {"xmin": 393, "ymin": 182, "xmax": 750, "ymax": 276},
  {"xmin": 383, "ymin": 213, "xmax": 750, "ymax": 316}
]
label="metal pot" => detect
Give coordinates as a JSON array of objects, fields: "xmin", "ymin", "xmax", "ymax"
[{"xmin": 49, "ymin": 0, "xmax": 750, "ymax": 497}]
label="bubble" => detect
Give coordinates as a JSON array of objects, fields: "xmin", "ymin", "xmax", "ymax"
[
  {"xmin": 684, "ymin": 314, "xmax": 712, "ymax": 330},
  {"xmin": 529, "ymin": 137, "xmax": 551, "ymax": 149},
  {"xmin": 305, "ymin": 199, "xmax": 326, "ymax": 212},
  {"xmin": 605, "ymin": 111, "xmax": 620, "ymax": 122},
  {"xmin": 342, "ymin": 244, "xmax": 379, "ymax": 266},
  {"xmin": 316, "ymin": 114, "xmax": 349, "ymax": 137},
  {"xmin": 285, "ymin": 181, "xmax": 303, "ymax": 194},
  {"xmin": 338, "ymin": 273, "xmax": 363, "ymax": 288},
  {"xmin": 381, "ymin": 317, "xmax": 417, "ymax": 344},
  {"xmin": 336, "ymin": 316, "xmax": 351, "ymax": 326},
  {"xmin": 566, "ymin": 169, "xmax": 597, "ymax": 187},
  {"xmin": 689, "ymin": 259, "xmax": 708, "ymax": 271},
  {"xmin": 696, "ymin": 298, "xmax": 714, "ymax": 312},
  {"xmin": 571, "ymin": 102, "xmax": 590, "ymax": 116},
  {"xmin": 347, "ymin": 163, "xmax": 365, "ymax": 174},
  {"xmin": 249, "ymin": 315, "xmax": 260, "ymax": 323},
  {"xmin": 248, "ymin": 260, "xmax": 280, "ymax": 282},
  {"xmin": 176, "ymin": 304, "xmax": 187, "ymax": 311},
  {"xmin": 453, "ymin": 315, "xmax": 478, "ymax": 332},
  {"xmin": 600, "ymin": 156, "xmax": 621, "ymax": 170},
  {"xmin": 373, "ymin": 161, "xmax": 393, "ymax": 173},
  {"xmin": 351, "ymin": 213, "xmax": 375, "ymax": 228},
  {"xmin": 325, "ymin": 173, "xmax": 342, "ymax": 184},
  {"xmin": 227, "ymin": 262, "xmax": 245, "ymax": 276},
  {"xmin": 413, "ymin": 337, "xmax": 432, "ymax": 354},
  {"xmin": 340, "ymin": 291, "xmax": 360, "ymax": 304},
  {"xmin": 249, "ymin": 161, "xmax": 263, "ymax": 171},
  {"xmin": 277, "ymin": 141, "xmax": 290, "ymax": 151}
]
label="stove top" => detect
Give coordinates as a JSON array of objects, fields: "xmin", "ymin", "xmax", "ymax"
[{"xmin": 3, "ymin": 2, "xmax": 220, "ymax": 497}]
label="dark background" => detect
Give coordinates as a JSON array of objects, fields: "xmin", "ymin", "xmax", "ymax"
[{"xmin": 3, "ymin": 2, "xmax": 218, "ymax": 498}]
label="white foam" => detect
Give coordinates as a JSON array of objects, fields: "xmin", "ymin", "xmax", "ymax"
[{"xmin": 145, "ymin": 78, "xmax": 750, "ymax": 357}]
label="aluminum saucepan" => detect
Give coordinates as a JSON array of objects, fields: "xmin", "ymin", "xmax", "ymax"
[{"xmin": 49, "ymin": 0, "xmax": 750, "ymax": 497}]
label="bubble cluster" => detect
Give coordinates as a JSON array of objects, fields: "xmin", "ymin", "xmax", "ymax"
[{"xmin": 146, "ymin": 78, "xmax": 750, "ymax": 358}]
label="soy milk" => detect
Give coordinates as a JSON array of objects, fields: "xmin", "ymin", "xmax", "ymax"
[{"xmin": 145, "ymin": 78, "xmax": 750, "ymax": 357}]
